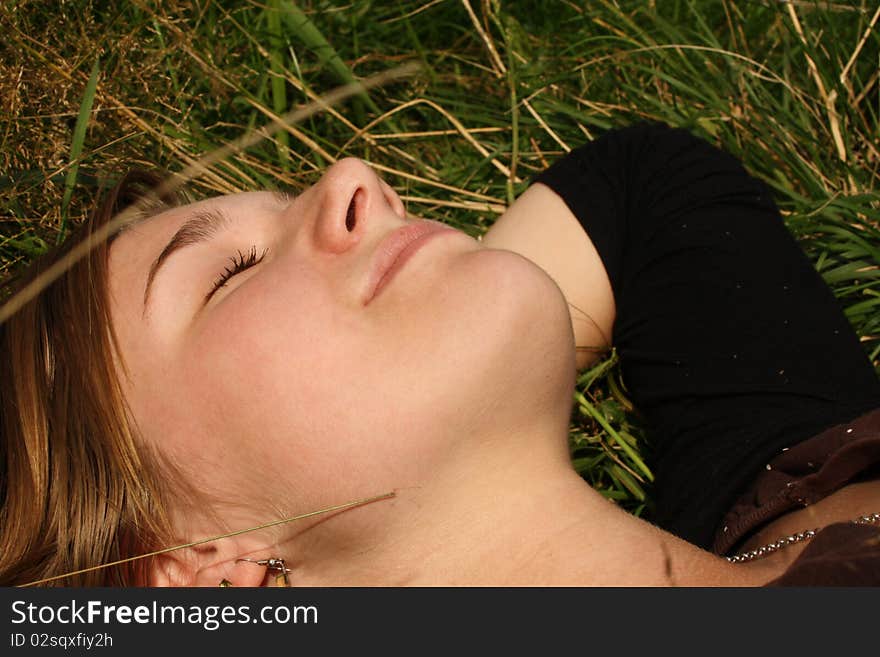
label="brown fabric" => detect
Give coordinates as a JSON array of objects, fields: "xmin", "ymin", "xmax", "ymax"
[
  {"xmin": 712, "ymin": 406, "xmax": 880, "ymax": 556},
  {"xmin": 766, "ymin": 522, "xmax": 880, "ymax": 586}
]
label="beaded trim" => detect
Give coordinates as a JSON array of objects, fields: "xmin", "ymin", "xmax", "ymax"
[{"xmin": 726, "ymin": 512, "xmax": 880, "ymax": 563}]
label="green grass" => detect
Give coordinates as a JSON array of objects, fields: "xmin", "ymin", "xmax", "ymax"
[
  {"xmin": 58, "ymin": 57, "xmax": 101, "ymax": 243},
  {"xmin": 1, "ymin": 0, "xmax": 878, "ymax": 516}
]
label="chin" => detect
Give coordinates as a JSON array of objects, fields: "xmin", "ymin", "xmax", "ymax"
[{"xmin": 417, "ymin": 246, "xmax": 577, "ymax": 437}]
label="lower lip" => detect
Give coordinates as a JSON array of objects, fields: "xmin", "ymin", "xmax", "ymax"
[{"xmin": 368, "ymin": 227, "xmax": 457, "ymax": 303}]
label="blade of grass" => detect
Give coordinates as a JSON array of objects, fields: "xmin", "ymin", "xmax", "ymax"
[
  {"xmin": 609, "ymin": 464, "xmax": 646, "ymax": 501},
  {"xmin": 57, "ymin": 58, "xmax": 100, "ymax": 243},
  {"xmin": 279, "ymin": 0, "xmax": 378, "ymax": 125},
  {"xmin": 574, "ymin": 390, "xmax": 654, "ymax": 482},
  {"xmin": 267, "ymin": 0, "xmax": 290, "ymax": 171}
]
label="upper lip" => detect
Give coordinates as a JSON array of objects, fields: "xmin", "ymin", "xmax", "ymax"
[{"xmin": 363, "ymin": 220, "xmax": 457, "ymax": 304}]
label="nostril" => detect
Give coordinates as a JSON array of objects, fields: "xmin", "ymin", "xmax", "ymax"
[{"xmin": 346, "ymin": 188, "xmax": 364, "ymax": 232}]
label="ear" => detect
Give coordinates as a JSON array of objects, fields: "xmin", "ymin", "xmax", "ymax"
[
  {"xmin": 148, "ymin": 551, "xmax": 196, "ymax": 587},
  {"xmin": 148, "ymin": 543, "xmax": 271, "ymax": 587}
]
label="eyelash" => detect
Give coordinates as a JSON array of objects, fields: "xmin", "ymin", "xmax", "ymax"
[{"xmin": 206, "ymin": 245, "xmax": 268, "ymax": 302}]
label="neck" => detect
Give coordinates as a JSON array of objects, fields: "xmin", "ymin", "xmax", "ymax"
[{"xmin": 277, "ymin": 425, "xmax": 756, "ymax": 587}]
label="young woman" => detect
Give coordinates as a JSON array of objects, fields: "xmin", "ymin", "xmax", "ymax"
[{"xmin": 2, "ymin": 122, "xmax": 879, "ymax": 586}]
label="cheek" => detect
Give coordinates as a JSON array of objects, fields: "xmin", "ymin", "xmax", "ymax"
[{"xmin": 177, "ymin": 274, "xmax": 365, "ymax": 489}]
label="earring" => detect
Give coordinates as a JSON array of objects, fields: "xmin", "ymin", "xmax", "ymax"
[
  {"xmin": 236, "ymin": 557, "xmax": 292, "ymax": 587},
  {"xmin": 219, "ymin": 578, "xmax": 233, "ymax": 587}
]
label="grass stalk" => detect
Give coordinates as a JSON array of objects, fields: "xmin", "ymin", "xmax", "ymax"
[
  {"xmin": 279, "ymin": 0, "xmax": 379, "ymax": 124},
  {"xmin": 57, "ymin": 58, "xmax": 100, "ymax": 243},
  {"xmin": 267, "ymin": 0, "xmax": 291, "ymax": 171}
]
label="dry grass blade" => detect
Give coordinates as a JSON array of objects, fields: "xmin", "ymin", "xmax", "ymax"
[
  {"xmin": 18, "ymin": 492, "xmax": 396, "ymax": 587},
  {"xmin": 461, "ymin": 0, "xmax": 506, "ymax": 78},
  {"xmin": 785, "ymin": 4, "xmax": 847, "ymax": 168},
  {"xmin": 522, "ymin": 98, "xmax": 571, "ymax": 153},
  {"xmin": 245, "ymin": 97, "xmax": 338, "ymax": 164},
  {"xmin": 840, "ymin": 4, "xmax": 880, "ymax": 85},
  {"xmin": 354, "ymin": 97, "xmax": 519, "ymax": 181}
]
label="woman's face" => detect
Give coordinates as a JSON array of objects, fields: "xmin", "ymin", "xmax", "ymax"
[{"xmin": 108, "ymin": 159, "xmax": 575, "ymax": 525}]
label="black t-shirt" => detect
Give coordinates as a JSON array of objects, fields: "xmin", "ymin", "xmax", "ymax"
[{"xmin": 532, "ymin": 122, "xmax": 880, "ymax": 548}]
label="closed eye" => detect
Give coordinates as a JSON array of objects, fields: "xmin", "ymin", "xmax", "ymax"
[{"xmin": 205, "ymin": 246, "xmax": 268, "ymax": 303}]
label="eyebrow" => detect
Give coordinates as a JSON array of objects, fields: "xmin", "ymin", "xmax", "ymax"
[{"xmin": 142, "ymin": 208, "xmax": 231, "ymax": 312}]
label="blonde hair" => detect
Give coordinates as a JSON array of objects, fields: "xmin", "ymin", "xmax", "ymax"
[{"xmin": 0, "ymin": 172, "xmax": 184, "ymax": 586}]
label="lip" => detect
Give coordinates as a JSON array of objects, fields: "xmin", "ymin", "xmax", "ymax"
[{"xmin": 364, "ymin": 220, "xmax": 458, "ymax": 304}]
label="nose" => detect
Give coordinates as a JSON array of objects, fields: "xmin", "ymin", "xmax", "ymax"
[{"xmin": 309, "ymin": 158, "xmax": 406, "ymax": 254}]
